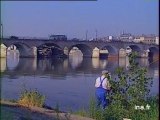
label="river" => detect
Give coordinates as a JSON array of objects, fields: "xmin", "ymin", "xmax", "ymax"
[{"xmin": 1, "ymin": 51, "xmax": 159, "ymax": 112}]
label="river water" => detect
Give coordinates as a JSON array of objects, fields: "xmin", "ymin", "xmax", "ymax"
[{"xmin": 1, "ymin": 51, "xmax": 159, "ymax": 112}]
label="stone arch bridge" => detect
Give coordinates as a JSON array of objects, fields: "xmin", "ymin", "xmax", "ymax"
[{"xmin": 1, "ymin": 38, "xmax": 159, "ymax": 58}]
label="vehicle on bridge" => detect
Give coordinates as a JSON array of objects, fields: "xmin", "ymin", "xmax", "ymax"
[
  {"xmin": 49, "ymin": 35, "xmax": 67, "ymax": 41},
  {"xmin": 10, "ymin": 36, "xmax": 19, "ymax": 39}
]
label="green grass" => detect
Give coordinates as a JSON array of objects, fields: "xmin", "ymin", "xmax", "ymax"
[
  {"xmin": 75, "ymin": 96, "xmax": 159, "ymax": 120},
  {"xmin": 18, "ymin": 89, "xmax": 45, "ymax": 107}
]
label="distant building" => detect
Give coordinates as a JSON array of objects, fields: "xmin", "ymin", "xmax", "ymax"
[
  {"xmin": 119, "ymin": 32, "xmax": 133, "ymax": 42},
  {"xmin": 49, "ymin": 35, "xmax": 67, "ymax": 40},
  {"xmin": 141, "ymin": 34, "xmax": 156, "ymax": 44},
  {"xmin": 156, "ymin": 36, "xmax": 159, "ymax": 45},
  {"xmin": 134, "ymin": 34, "xmax": 157, "ymax": 44},
  {"xmin": 108, "ymin": 35, "xmax": 119, "ymax": 41},
  {"xmin": 98, "ymin": 37, "xmax": 108, "ymax": 42},
  {"xmin": 89, "ymin": 38, "xmax": 94, "ymax": 41},
  {"xmin": 109, "ymin": 36, "xmax": 113, "ymax": 40},
  {"xmin": 133, "ymin": 36, "xmax": 142, "ymax": 43}
]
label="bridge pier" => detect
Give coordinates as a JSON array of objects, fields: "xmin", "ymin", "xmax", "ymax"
[
  {"xmin": 0, "ymin": 44, "xmax": 7, "ymax": 58},
  {"xmin": 32, "ymin": 46, "xmax": 37, "ymax": 57},
  {"xmin": 92, "ymin": 47, "xmax": 119, "ymax": 59},
  {"xmin": 119, "ymin": 48, "xmax": 150, "ymax": 58},
  {"xmin": 140, "ymin": 50, "xmax": 149, "ymax": 58},
  {"xmin": 2, "ymin": 38, "xmax": 159, "ymax": 59},
  {"xmin": 0, "ymin": 57, "xmax": 6, "ymax": 72},
  {"xmin": 119, "ymin": 48, "xmax": 126, "ymax": 57},
  {"xmin": 64, "ymin": 47, "xmax": 69, "ymax": 57},
  {"xmin": 92, "ymin": 47, "xmax": 100, "ymax": 58},
  {"xmin": 19, "ymin": 46, "xmax": 37, "ymax": 58}
]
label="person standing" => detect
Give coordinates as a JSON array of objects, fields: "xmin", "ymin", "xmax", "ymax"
[{"xmin": 95, "ymin": 70, "xmax": 111, "ymax": 109}]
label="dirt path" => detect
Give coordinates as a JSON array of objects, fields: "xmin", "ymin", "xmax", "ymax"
[{"xmin": 0, "ymin": 101, "xmax": 95, "ymax": 120}]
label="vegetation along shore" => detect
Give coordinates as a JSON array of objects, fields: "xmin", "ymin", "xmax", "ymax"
[{"xmin": 0, "ymin": 52, "xmax": 159, "ymax": 120}]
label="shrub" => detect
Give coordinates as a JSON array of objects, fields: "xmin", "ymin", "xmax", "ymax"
[
  {"xmin": 77, "ymin": 52, "xmax": 159, "ymax": 120},
  {"xmin": 18, "ymin": 89, "xmax": 45, "ymax": 107},
  {"xmin": 109, "ymin": 52, "xmax": 152, "ymax": 104}
]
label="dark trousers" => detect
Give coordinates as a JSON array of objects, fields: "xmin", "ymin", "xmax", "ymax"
[{"xmin": 95, "ymin": 88, "xmax": 109, "ymax": 109}]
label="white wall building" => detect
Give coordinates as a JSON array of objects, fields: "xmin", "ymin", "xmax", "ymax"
[
  {"xmin": 133, "ymin": 36, "xmax": 142, "ymax": 43},
  {"xmin": 109, "ymin": 36, "xmax": 113, "ymax": 40},
  {"xmin": 119, "ymin": 33, "xmax": 133, "ymax": 42},
  {"xmin": 134, "ymin": 35, "xmax": 158, "ymax": 44},
  {"xmin": 156, "ymin": 36, "xmax": 159, "ymax": 45}
]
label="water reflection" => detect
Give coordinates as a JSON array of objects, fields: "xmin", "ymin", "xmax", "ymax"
[
  {"xmin": 0, "ymin": 58, "xmax": 6, "ymax": 72},
  {"xmin": 7, "ymin": 51, "xmax": 19, "ymax": 70},
  {"xmin": 118, "ymin": 57, "xmax": 130, "ymax": 69},
  {"xmin": 2, "ymin": 52, "xmax": 158, "ymax": 77},
  {"xmin": 99, "ymin": 60, "xmax": 108, "ymax": 69},
  {"xmin": 1, "ymin": 51, "xmax": 159, "ymax": 111},
  {"xmin": 69, "ymin": 55, "xmax": 83, "ymax": 69},
  {"xmin": 118, "ymin": 57, "xmax": 151, "ymax": 69},
  {"xmin": 92, "ymin": 58, "xmax": 100, "ymax": 69},
  {"xmin": 154, "ymin": 70, "xmax": 159, "ymax": 78},
  {"xmin": 118, "ymin": 57, "xmax": 126, "ymax": 68},
  {"xmin": 140, "ymin": 58, "xmax": 149, "ymax": 67}
]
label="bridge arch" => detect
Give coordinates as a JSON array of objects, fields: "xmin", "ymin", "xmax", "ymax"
[
  {"xmin": 148, "ymin": 46, "xmax": 159, "ymax": 59},
  {"xmin": 37, "ymin": 43, "xmax": 66, "ymax": 58},
  {"xmin": 101, "ymin": 45, "xmax": 118, "ymax": 56},
  {"xmin": 2, "ymin": 38, "xmax": 159, "ymax": 59},
  {"xmin": 128, "ymin": 45, "xmax": 141, "ymax": 52},
  {"xmin": 127, "ymin": 45, "xmax": 142, "ymax": 56},
  {"xmin": 69, "ymin": 44, "xmax": 92, "ymax": 57},
  {"xmin": 7, "ymin": 42, "xmax": 34, "ymax": 57}
]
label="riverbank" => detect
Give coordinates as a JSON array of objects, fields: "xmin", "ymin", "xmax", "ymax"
[{"xmin": 0, "ymin": 100, "xmax": 95, "ymax": 120}]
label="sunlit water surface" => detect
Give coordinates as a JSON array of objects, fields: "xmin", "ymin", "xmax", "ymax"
[{"xmin": 1, "ymin": 51, "xmax": 159, "ymax": 112}]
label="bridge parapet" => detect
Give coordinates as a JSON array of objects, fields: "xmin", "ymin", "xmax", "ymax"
[{"xmin": 1, "ymin": 38, "xmax": 159, "ymax": 58}]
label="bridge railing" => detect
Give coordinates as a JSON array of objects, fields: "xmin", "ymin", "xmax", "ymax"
[
  {"xmin": 1, "ymin": 36, "xmax": 159, "ymax": 46},
  {"xmin": 18, "ymin": 36, "xmax": 49, "ymax": 40},
  {"xmin": 2, "ymin": 36, "xmax": 49, "ymax": 40}
]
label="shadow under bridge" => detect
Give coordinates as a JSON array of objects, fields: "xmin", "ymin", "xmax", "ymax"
[{"xmin": 69, "ymin": 44, "xmax": 92, "ymax": 57}]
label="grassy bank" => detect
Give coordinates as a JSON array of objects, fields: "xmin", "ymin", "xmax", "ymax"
[
  {"xmin": 0, "ymin": 89, "xmax": 95, "ymax": 120},
  {"xmin": 75, "ymin": 96, "xmax": 159, "ymax": 120},
  {"xmin": 76, "ymin": 52, "xmax": 159, "ymax": 120},
  {"xmin": 0, "ymin": 100, "xmax": 95, "ymax": 120}
]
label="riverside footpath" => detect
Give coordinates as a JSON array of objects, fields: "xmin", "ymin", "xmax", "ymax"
[{"xmin": 0, "ymin": 101, "xmax": 95, "ymax": 120}]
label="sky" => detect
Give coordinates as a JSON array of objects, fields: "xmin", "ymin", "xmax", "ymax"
[{"xmin": 1, "ymin": 0, "xmax": 159, "ymax": 39}]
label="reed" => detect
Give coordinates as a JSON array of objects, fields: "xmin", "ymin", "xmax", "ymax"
[{"xmin": 18, "ymin": 89, "xmax": 45, "ymax": 107}]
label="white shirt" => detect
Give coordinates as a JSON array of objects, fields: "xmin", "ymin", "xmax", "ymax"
[{"xmin": 95, "ymin": 75, "xmax": 111, "ymax": 90}]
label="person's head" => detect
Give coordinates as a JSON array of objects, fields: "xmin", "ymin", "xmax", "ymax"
[{"xmin": 102, "ymin": 70, "xmax": 110, "ymax": 78}]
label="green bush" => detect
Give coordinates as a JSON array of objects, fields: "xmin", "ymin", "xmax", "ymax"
[
  {"xmin": 76, "ymin": 97, "xmax": 158, "ymax": 120},
  {"xmin": 77, "ymin": 52, "xmax": 159, "ymax": 120},
  {"xmin": 18, "ymin": 89, "xmax": 45, "ymax": 107}
]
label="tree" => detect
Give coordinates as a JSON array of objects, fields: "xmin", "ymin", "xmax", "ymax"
[{"xmin": 108, "ymin": 52, "xmax": 153, "ymax": 110}]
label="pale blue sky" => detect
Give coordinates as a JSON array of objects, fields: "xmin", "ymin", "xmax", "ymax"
[{"xmin": 1, "ymin": 0, "xmax": 159, "ymax": 39}]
